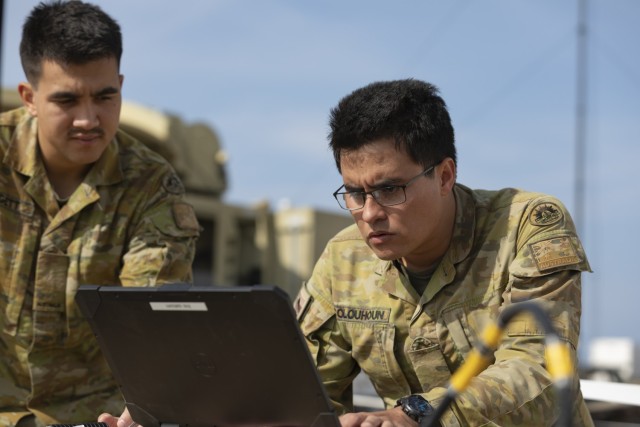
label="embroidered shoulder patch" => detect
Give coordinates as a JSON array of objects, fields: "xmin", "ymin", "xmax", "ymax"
[
  {"xmin": 336, "ymin": 306, "xmax": 390, "ymax": 323},
  {"xmin": 163, "ymin": 173, "xmax": 185, "ymax": 194},
  {"xmin": 530, "ymin": 237, "xmax": 581, "ymax": 272},
  {"xmin": 530, "ymin": 202, "xmax": 563, "ymax": 226}
]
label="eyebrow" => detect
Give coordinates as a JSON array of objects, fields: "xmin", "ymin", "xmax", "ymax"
[
  {"xmin": 94, "ymin": 86, "xmax": 120, "ymax": 97},
  {"xmin": 47, "ymin": 86, "xmax": 120, "ymax": 101},
  {"xmin": 343, "ymin": 178, "xmax": 403, "ymax": 192}
]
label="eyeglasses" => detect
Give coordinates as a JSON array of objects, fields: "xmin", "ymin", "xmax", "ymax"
[{"xmin": 333, "ymin": 165, "xmax": 436, "ymax": 211}]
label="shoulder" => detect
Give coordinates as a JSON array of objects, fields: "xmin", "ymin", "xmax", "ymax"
[
  {"xmin": 324, "ymin": 223, "xmax": 375, "ymax": 260},
  {"xmin": 0, "ymin": 107, "xmax": 31, "ymax": 148},
  {"xmin": 0, "ymin": 107, "xmax": 28, "ymax": 126},
  {"xmin": 462, "ymin": 185, "xmax": 550, "ymax": 211},
  {"xmin": 331, "ymin": 223, "xmax": 363, "ymax": 242},
  {"xmin": 310, "ymin": 223, "xmax": 384, "ymax": 294},
  {"xmin": 461, "ymin": 185, "xmax": 570, "ymax": 226},
  {"xmin": 471, "ymin": 189, "xmax": 591, "ymax": 275},
  {"xmin": 115, "ymin": 129, "xmax": 185, "ymax": 192},
  {"xmin": 115, "ymin": 129, "xmax": 172, "ymax": 169}
]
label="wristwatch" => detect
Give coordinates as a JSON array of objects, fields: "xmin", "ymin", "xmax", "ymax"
[{"xmin": 395, "ymin": 394, "xmax": 434, "ymax": 424}]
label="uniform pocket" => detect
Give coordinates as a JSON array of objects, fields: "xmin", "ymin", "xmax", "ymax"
[
  {"xmin": 336, "ymin": 321, "xmax": 395, "ymax": 377},
  {"xmin": 440, "ymin": 302, "xmax": 499, "ymax": 371},
  {"xmin": 408, "ymin": 342, "xmax": 452, "ymax": 390}
]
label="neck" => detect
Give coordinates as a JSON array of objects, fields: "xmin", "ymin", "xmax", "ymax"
[
  {"xmin": 401, "ymin": 192, "xmax": 457, "ymax": 272},
  {"xmin": 46, "ymin": 166, "xmax": 89, "ymax": 200}
]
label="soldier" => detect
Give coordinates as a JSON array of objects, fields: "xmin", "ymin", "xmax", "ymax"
[
  {"xmin": 0, "ymin": 1, "xmax": 199, "ymax": 426},
  {"xmin": 294, "ymin": 79, "xmax": 594, "ymax": 426}
]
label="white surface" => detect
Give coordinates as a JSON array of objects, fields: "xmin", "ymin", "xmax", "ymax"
[{"xmin": 581, "ymin": 379, "xmax": 640, "ymax": 407}]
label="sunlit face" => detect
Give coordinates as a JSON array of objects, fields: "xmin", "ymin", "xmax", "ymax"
[
  {"xmin": 339, "ymin": 138, "xmax": 457, "ymax": 271},
  {"xmin": 19, "ymin": 57, "xmax": 123, "ymax": 176}
]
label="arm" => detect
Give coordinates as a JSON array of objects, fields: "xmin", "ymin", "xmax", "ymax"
[
  {"xmin": 296, "ymin": 280, "xmax": 359, "ymax": 414},
  {"xmin": 119, "ymin": 171, "xmax": 200, "ymax": 286},
  {"xmin": 429, "ymin": 270, "xmax": 584, "ymax": 426},
  {"xmin": 297, "ymin": 280, "xmax": 420, "ymax": 427},
  {"xmin": 425, "ymin": 198, "xmax": 592, "ymax": 426}
]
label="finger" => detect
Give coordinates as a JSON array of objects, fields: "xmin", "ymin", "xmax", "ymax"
[
  {"xmin": 97, "ymin": 413, "xmax": 119, "ymax": 427},
  {"xmin": 360, "ymin": 415, "xmax": 382, "ymax": 427}
]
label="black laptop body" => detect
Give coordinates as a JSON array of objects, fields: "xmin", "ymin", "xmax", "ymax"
[{"xmin": 75, "ymin": 284, "xmax": 340, "ymax": 427}]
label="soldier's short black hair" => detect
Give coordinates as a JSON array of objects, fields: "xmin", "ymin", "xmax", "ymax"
[
  {"xmin": 328, "ymin": 79, "xmax": 456, "ymax": 173},
  {"xmin": 20, "ymin": 0, "xmax": 123, "ymax": 85}
]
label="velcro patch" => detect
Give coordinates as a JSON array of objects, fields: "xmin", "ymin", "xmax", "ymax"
[
  {"xmin": 336, "ymin": 306, "xmax": 390, "ymax": 323},
  {"xmin": 530, "ymin": 236, "xmax": 581, "ymax": 272},
  {"xmin": 172, "ymin": 202, "xmax": 199, "ymax": 231}
]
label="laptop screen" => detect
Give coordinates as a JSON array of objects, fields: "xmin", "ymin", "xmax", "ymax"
[{"xmin": 75, "ymin": 284, "xmax": 340, "ymax": 427}]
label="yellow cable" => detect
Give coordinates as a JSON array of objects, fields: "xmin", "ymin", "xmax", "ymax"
[{"xmin": 545, "ymin": 341, "xmax": 573, "ymax": 380}]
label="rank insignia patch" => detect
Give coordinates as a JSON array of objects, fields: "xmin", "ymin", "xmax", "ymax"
[
  {"xmin": 530, "ymin": 202, "xmax": 563, "ymax": 226},
  {"xmin": 530, "ymin": 237, "xmax": 581, "ymax": 272}
]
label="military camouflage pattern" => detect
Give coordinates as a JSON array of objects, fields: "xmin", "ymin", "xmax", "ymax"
[
  {"xmin": 0, "ymin": 108, "xmax": 200, "ymax": 426},
  {"xmin": 296, "ymin": 184, "xmax": 594, "ymax": 426}
]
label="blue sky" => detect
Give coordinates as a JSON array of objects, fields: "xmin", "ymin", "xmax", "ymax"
[{"xmin": 2, "ymin": 0, "xmax": 639, "ymax": 361}]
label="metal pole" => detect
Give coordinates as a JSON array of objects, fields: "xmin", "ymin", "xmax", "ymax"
[
  {"xmin": 574, "ymin": 0, "xmax": 588, "ymax": 233},
  {"xmin": 0, "ymin": 0, "xmax": 4, "ymax": 110}
]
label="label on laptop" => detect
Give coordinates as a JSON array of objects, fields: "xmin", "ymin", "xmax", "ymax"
[{"xmin": 149, "ymin": 302, "xmax": 208, "ymax": 311}]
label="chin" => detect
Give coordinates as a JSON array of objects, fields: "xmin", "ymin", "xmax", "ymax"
[{"xmin": 369, "ymin": 246, "xmax": 399, "ymax": 262}]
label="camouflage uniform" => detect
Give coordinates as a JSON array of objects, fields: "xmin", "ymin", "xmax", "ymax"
[
  {"xmin": 296, "ymin": 184, "xmax": 594, "ymax": 426},
  {"xmin": 0, "ymin": 108, "xmax": 200, "ymax": 426}
]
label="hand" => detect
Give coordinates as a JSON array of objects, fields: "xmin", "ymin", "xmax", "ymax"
[
  {"xmin": 339, "ymin": 406, "xmax": 417, "ymax": 427},
  {"xmin": 98, "ymin": 407, "xmax": 139, "ymax": 427}
]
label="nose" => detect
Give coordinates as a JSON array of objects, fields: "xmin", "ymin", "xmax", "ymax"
[
  {"xmin": 72, "ymin": 101, "xmax": 100, "ymax": 129},
  {"xmin": 360, "ymin": 194, "xmax": 386, "ymax": 223}
]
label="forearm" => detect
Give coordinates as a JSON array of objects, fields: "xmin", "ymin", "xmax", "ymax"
[
  {"xmin": 426, "ymin": 271, "xmax": 584, "ymax": 426},
  {"xmin": 120, "ymin": 195, "xmax": 199, "ymax": 286}
]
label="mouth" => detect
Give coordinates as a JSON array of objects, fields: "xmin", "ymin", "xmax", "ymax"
[
  {"xmin": 71, "ymin": 133, "xmax": 102, "ymax": 142},
  {"xmin": 69, "ymin": 128, "xmax": 104, "ymax": 142},
  {"xmin": 367, "ymin": 230, "xmax": 392, "ymax": 245}
]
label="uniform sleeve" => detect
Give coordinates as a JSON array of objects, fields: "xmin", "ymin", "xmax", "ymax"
[
  {"xmin": 119, "ymin": 171, "xmax": 200, "ymax": 286},
  {"xmin": 295, "ymin": 258, "xmax": 360, "ymax": 414},
  {"xmin": 428, "ymin": 197, "xmax": 593, "ymax": 426}
]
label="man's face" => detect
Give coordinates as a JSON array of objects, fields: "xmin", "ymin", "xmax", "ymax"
[
  {"xmin": 19, "ymin": 57, "xmax": 123, "ymax": 175},
  {"xmin": 339, "ymin": 138, "xmax": 456, "ymax": 270}
]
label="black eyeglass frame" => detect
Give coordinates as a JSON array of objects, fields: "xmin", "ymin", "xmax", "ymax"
[{"xmin": 332, "ymin": 164, "xmax": 436, "ymax": 211}]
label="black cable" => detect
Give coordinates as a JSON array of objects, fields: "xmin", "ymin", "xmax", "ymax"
[{"xmin": 422, "ymin": 301, "xmax": 574, "ymax": 427}]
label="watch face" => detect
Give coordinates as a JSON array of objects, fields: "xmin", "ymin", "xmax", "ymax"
[
  {"xmin": 403, "ymin": 395, "xmax": 433, "ymax": 421},
  {"xmin": 407, "ymin": 395, "xmax": 431, "ymax": 412},
  {"xmin": 408, "ymin": 395, "xmax": 431, "ymax": 413}
]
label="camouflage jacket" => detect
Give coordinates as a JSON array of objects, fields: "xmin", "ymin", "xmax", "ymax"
[
  {"xmin": 296, "ymin": 184, "xmax": 594, "ymax": 426},
  {"xmin": 0, "ymin": 108, "xmax": 200, "ymax": 426}
]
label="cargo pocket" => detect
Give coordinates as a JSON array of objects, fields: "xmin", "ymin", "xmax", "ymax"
[
  {"xmin": 344, "ymin": 321, "xmax": 404, "ymax": 392},
  {"xmin": 408, "ymin": 341, "xmax": 452, "ymax": 391},
  {"xmin": 348, "ymin": 322, "xmax": 393, "ymax": 372},
  {"xmin": 440, "ymin": 306, "xmax": 496, "ymax": 372}
]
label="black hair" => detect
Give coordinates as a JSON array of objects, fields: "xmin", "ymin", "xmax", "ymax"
[
  {"xmin": 20, "ymin": 0, "xmax": 123, "ymax": 85},
  {"xmin": 329, "ymin": 79, "xmax": 456, "ymax": 172}
]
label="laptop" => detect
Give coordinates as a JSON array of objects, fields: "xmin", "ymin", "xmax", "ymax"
[{"xmin": 75, "ymin": 284, "xmax": 341, "ymax": 427}]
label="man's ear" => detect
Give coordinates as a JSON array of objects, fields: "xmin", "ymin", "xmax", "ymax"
[
  {"xmin": 438, "ymin": 157, "xmax": 457, "ymax": 195},
  {"xmin": 18, "ymin": 82, "xmax": 38, "ymax": 116}
]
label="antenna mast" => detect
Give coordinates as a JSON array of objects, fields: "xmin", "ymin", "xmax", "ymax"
[{"xmin": 574, "ymin": 0, "xmax": 588, "ymax": 232}]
